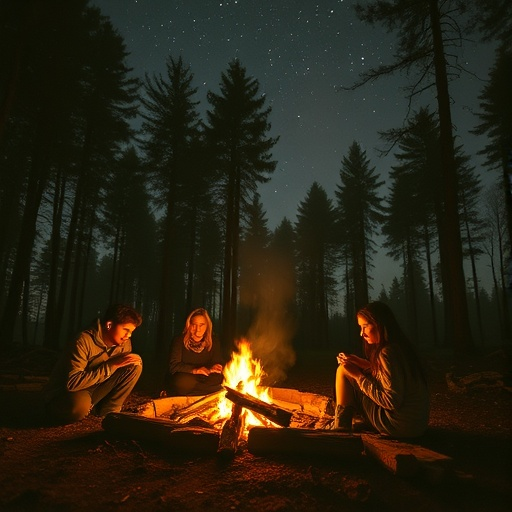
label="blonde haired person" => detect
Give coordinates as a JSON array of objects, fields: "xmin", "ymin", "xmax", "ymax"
[{"xmin": 166, "ymin": 308, "xmax": 224, "ymax": 396}]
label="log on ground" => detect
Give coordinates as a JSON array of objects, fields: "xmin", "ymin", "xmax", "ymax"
[
  {"xmin": 247, "ymin": 427, "xmax": 363, "ymax": 458},
  {"xmin": 361, "ymin": 434, "xmax": 454, "ymax": 480},
  {"xmin": 102, "ymin": 412, "xmax": 220, "ymax": 455}
]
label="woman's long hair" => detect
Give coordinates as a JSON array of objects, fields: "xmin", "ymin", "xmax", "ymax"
[
  {"xmin": 357, "ymin": 301, "xmax": 426, "ymax": 381},
  {"xmin": 183, "ymin": 308, "xmax": 213, "ymax": 351}
]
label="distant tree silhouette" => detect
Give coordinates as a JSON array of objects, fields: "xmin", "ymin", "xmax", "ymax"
[
  {"xmin": 481, "ymin": 184, "xmax": 511, "ymax": 340},
  {"xmin": 472, "ymin": 45, "xmax": 512, "ymax": 257},
  {"xmin": 140, "ymin": 56, "xmax": 201, "ymax": 364},
  {"xmin": 102, "ymin": 148, "xmax": 158, "ymax": 308},
  {"xmin": 238, "ymin": 193, "xmax": 271, "ymax": 335},
  {"xmin": 295, "ymin": 182, "xmax": 338, "ymax": 349},
  {"xmin": 382, "ymin": 108, "xmax": 441, "ymax": 346},
  {"xmin": 456, "ymin": 154, "xmax": 486, "ymax": 343},
  {"xmin": 205, "ymin": 60, "xmax": 278, "ymax": 351},
  {"xmin": 335, "ymin": 141, "xmax": 384, "ymax": 319}
]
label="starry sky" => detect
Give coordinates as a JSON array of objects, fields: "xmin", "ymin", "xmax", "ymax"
[{"xmin": 91, "ymin": 0, "xmax": 497, "ymax": 292}]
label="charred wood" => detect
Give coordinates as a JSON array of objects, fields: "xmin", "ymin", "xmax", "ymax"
[
  {"xmin": 224, "ymin": 386, "xmax": 293, "ymax": 427},
  {"xmin": 217, "ymin": 402, "xmax": 243, "ymax": 460},
  {"xmin": 170, "ymin": 390, "xmax": 224, "ymax": 424}
]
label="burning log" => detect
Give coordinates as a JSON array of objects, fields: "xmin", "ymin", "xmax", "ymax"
[
  {"xmin": 247, "ymin": 427, "xmax": 363, "ymax": 458},
  {"xmin": 217, "ymin": 402, "xmax": 243, "ymax": 460},
  {"xmin": 102, "ymin": 412, "xmax": 220, "ymax": 455},
  {"xmin": 224, "ymin": 386, "xmax": 293, "ymax": 427},
  {"xmin": 170, "ymin": 390, "xmax": 224, "ymax": 424}
]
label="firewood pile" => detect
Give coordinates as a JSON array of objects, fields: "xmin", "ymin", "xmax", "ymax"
[{"xmin": 102, "ymin": 386, "xmax": 455, "ymax": 481}]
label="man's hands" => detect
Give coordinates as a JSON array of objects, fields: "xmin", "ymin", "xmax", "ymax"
[{"xmin": 108, "ymin": 353, "xmax": 142, "ymax": 373}]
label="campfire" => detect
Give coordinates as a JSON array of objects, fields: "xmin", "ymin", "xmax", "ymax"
[
  {"xmin": 160, "ymin": 339, "xmax": 296, "ymax": 456},
  {"xmin": 215, "ymin": 339, "xmax": 277, "ymax": 434},
  {"xmin": 102, "ymin": 339, "xmax": 356, "ymax": 459},
  {"xmin": 101, "ymin": 341, "xmax": 455, "ymax": 478}
]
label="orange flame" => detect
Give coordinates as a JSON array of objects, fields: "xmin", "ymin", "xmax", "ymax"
[{"xmin": 216, "ymin": 339, "xmax": 273, "ymax": 435}]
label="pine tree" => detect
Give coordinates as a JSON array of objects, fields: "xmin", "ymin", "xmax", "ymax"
[
  {"xmin": 352, "ymin": 0, "xmax": 475, "ymax": 352},
  {"xmin": 295, "ymin": 182, "xmax": 338, "ymax": 349},
  {"xmin": 140, "ymin": 55, "xmax": 202, "ymax": 361},
  {"xmin": 335, "ymin": 141, "xmax": 384, "ymax": 316},
  {"xmin": 205, "ymin": 60, "xmax": 278, "ymax": 350}
]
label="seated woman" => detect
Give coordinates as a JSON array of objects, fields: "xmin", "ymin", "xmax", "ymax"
[
  {"xmin": 165, "ymin": 308, "xmax": 224, "ymax": 396},
  {"xmin": 330, "ymin": 301, "xmax": 429, "ymax": 438}
]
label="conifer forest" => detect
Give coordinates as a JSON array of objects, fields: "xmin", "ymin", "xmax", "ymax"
[{"xmin": 1, "ymin": 1, "xmax": 511, "ymax": 377}]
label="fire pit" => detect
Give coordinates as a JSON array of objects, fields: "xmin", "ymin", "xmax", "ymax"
[
  {"xmin": 101, "ymin": 341, "xmax": 454, "ymax": 480},
  {"xmin": 102, "ymin": 340, "xmax": 359, "ymax": 458}
]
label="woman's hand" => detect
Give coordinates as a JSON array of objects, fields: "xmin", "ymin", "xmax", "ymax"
[
  {"xmin": 340, "ymin": 361, "xmax": 363, "ymax": 380},
  {"xmin": 337, "ymin": 352, "xmax": 370, "ymax": 371},
  {"xmin": 192, "ymin": 366, "xmax": 210, "ymax": 376},
  {"xmin": 209, "ymin": 364, "xmax": 223, "ymax": 374}
]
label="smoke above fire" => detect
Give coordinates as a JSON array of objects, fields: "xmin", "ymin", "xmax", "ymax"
[{"xmin": 239, "ymin": 247, "xmax": 297, "ymax": 385}]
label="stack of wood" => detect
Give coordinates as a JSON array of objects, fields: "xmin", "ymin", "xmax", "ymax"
[{"xmin": 102, "ymin": 387, "xmax": 455, "ymax": 481}]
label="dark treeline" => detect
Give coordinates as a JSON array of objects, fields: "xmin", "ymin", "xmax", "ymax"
[{"xmin": 0, "ymin": 1, "xmax": 510, "ymax": 380}]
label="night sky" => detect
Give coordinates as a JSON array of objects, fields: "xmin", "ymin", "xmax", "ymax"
[{"xmin": 91, "ymin": 0, "xmax": 498, "ymax": 291}]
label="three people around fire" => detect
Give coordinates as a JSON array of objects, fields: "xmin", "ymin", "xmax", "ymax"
[
  {"xmin": 44, "ymin": 299, "xmax": 428, "ymax": 439},
  {"xmin": 330, "ymin": 301, "xmax": 429, "ymax": 438}
]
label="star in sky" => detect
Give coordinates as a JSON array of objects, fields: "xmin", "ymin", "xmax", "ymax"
[{"xmin": 93, "ymin": 0, "xmax": 497, "ymax": 290}]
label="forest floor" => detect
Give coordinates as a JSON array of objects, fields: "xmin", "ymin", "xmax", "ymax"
[{"xmin": 0, "ymin": 345, "xmax": 511, "ymax": 512}]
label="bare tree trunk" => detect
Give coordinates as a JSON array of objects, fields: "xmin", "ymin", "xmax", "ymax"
[
  {"xmin": 156, "ymin": 196, "xmax": 176, "ymax": 386},
  {"xmin": 423, "ymin": 225, "xmax": 439, "ymax": 347},
  {"xmin": 222, "ymin": 166, "xmax": 237, "ymax": 352},
  {"xmin": 0, "ymin": 154, "xmax": 47, "ymax": 347},
  {"xmin": 429, "ymin": 0, "xmax": 473, "ymax": 353},
  {"xmin": 45, "ymin": 170, "xmax": 66, "ymax": 349}
]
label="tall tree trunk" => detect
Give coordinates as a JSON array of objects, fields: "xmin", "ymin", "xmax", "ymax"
[
  {"xmin": 222, "ymin": 167, "xmax": 236, "ymax": 352},
  {"xmin": 230, "ymin": 168, "xmax": 241, "ymax": 342},
  {"xmin": 423, "ymin": 225, "xmax": 439, "ymax": 347},
  {"xmin": 156, "ymin": 192, "xmax": 176, "ymax": 381},
  {"xmin": 405, "ymin": 236, "xmax": 419, "ymax": 342},
  {"xmin": 44, "ymin": 175, "xmax": 83, "ymax": 349},
  {"xmin": 77, "ymin": 226, "xmax": 93, "ymax": 332},
  {"xmin": 45, "ymin": 170, "xmax": 66, "ymax": 349},
  {"xmin": 0, "ymin": 154, "xmax": 47, "ymax": 347},
  {"xmin": 185, "ymin": 204, "xmax": 198, "ymax": 312},
  {"xmin": 464, "ymin": 218, "xmax": 485, "ymax": 343},
  {"xmin": 429, "ymin": 0, "xmax": 472, "ymax": 353},
  {"xmin": 497, "ymin": 222, "xmax": 511, "ymax": 339},
  {"xmin": 110, "ymin": 222, "xmax": 122, "ymax": 304}
]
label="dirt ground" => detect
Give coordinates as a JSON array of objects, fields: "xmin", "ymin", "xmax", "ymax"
[{"xmin": 0, "ymin": 346, "xmax": 511, "ymax": 512}]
